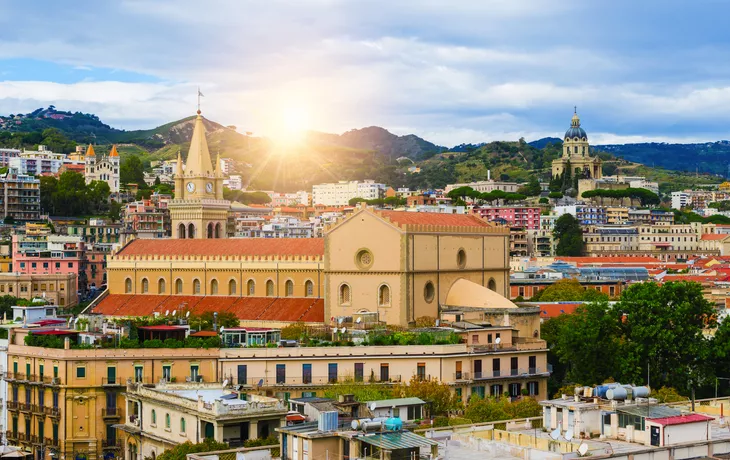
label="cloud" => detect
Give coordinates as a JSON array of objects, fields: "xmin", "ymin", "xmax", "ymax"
[{"xmin": 0, "ymin": 0, "xmax": 729, "ymax": 146}]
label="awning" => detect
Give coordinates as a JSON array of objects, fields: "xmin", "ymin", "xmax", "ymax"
[{"xmin": 357, "ymin": 432, "xmax": 439, "ymax": 451}]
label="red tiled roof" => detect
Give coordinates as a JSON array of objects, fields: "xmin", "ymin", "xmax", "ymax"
[
  {"xmin": 116, "ymin": 238, "xmax": 324, "ymax": 257},
  {"xmin": 377, "ymin": 210, "xmax": 490, "ymax": 227},
  {"xmin": 189, "ymin": 330, "xmax": 218, "ymax": 337},
  {"xmin": 93, "ymin": 295, "xmax": 324, "ymax": 323},
  {"xmin": 701, "ymin": 233, "xmax": 730, "ymax": 240},
  {"xmin": 32, "ymin": 330, "xmax": 78, "ymax": 336},
  {"xmin": 138, "ymin": 325, "xmax": 186, "ymax": 331},
  {"xmin": 535, "ymin": 303, "xmax": 581, "ymax": 318},
  {"xmin": 557, "ymin": 256, "xmax": 661, "ymax": 264},
  {"xmin": 647, "ymin": 414, "xmax": 713, "ymax": 426}
]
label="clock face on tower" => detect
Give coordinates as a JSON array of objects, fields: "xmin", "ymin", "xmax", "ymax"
[
  {"xmin": 206, "ymin": 182, "xmax": 213, "ymax": 193},
  {"xmin": 186, "ymin": 182, "xmax": 195, "ymax": 193}
]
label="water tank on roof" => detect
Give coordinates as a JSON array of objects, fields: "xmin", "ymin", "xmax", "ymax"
[
  {"xmin": 318, "ymin": 411, "xmax": 338, "ymax": 432},
  {"xmin": 606, "ymin": 387, "xmax": 628, "ymax": 400},
  {"xmin": 385, "ymin": 417, "xmax": 403, "ymax": 431},
  {"xmin": 632, "ymin": 386, "xmax": 650, "ymax": 398}
]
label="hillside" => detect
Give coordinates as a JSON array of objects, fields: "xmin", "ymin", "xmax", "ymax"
[{"xmin": 1, "ymin": 106, "xmax": 728, "ymax": 193}]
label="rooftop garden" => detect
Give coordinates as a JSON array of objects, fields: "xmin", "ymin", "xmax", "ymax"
[{"xmin": 280, "ymin": 322, "xmax": 463, "ymax": 347}]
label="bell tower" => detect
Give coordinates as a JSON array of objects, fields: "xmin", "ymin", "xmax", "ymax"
[{"xmin": 168, "ymin": 106, "xmax": 230, "ymax": 239}]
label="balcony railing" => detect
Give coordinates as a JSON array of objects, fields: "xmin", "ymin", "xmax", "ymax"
[
  {"xmin": 237, "ymin": 375, "xmax": 403, "ymax": 387},
  {"xmin": 102, "ymin": 439, "xmax": 122, "ymax": 450},
  {"xmin": 44, "ymin": 406, "xmax": 60, "ymax": 418},
  {"xmin": 19, "ymin": 402, "xmax": 31, "ymax": 412},
  {"xmin": 102, "ymin": 377, "xmax": 122, "ymax": 386},
  {"xmin": 5, "ymin": 431, "xmax": 17, "ymax": 441},
  {"xmin": 5, "ymin": 372, "xmax": 25, "ymax": 381},
  {"xmin": 31, "ymin": 404, "xmax": 44, "ymax": 414},
  {"xmin": 7, "ymin": 401, "xmax": 18, "ymax": 410},
  {"xmin": 102, "ymin": 407, "xmax": 120, "ymax": 418},
  {"xmin": 470, "ymin": 367, "xmax": 548, "ymax": 381},
  {"xmin": 45, "ymin": 437, "xmax": 59, "ymax": 448}
]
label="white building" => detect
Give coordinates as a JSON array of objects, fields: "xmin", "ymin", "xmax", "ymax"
[
  {"xmin": 224, "ymin": 175, "xmax": 243, "ymax": 191},
  {"xmin": 672, "ymin": 191, "xmax": 690, "ymax": 210},
  {"xmin": 312, "ymin": 180, "xmax": 386, "ymax": 206},
  {"xmin": 444, "ymin": 178, "xmax": 520, "ymax": 194},
  {"xmin": 238, "ymin": 216, "xmax": 315, "ymax": 238},
  {"xmin": 84, "ymin": 144, "xmax": 120, "ymax": 193},
  {"xmin": 0, "ymin": 149, "xmax": 20, "ymax": 167},
  {"xmin": 219, "ymin": 157, "xmax": 234, "ymax": 175},
  {"xmin": 9, "ymin": 145, "xmax": 65, "ymax": 175}
]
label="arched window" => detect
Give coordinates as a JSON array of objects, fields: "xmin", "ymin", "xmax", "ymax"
[
  {"xmin": 151, "ymin": 452, "xmax": 156, "ymax": 460},
  {"xmin": 247, "ymin": 279, "xmax": 255, "ymax": 296},
  {"xmin": 141, "ymin": 278, "xmax": 149, "ymax": 294},
  {"xmin": 229, "ymin": 279, "xmax": 236, "ymax": 295},
  {"xmin": 339, "ymin": 284, "xmax": 351, "ymax": 305},
  {"xmin": 424, "ymin": 281, "xmax": 435, "ymax": 303},
  {"xmin": 210, "ymin": 279, "xmax": 218, "ymax": 295},
  {"xmin": 488, "ymin": 278, "xmax": 497, "ymax": 291},
  {"xmin": 124, "ymin": 278, "xmax": 132, "ymax": 294},
  {"xmin": 178, "ymin": 223, "xmax": 186, "ymax": 239},
  {"xmin": 457, "ymin": 249, "xmax": 466, "ymax": 269},
  {"xmin": 187, "ymin": 223, "xmax": 195, "ymax": 239},
  {"xmin": 305, "ymin": 280, "xmax": 314, "ymax": 297},
  {"xmin": 266, "ymin": 280, "xmax": 274, "ymax": 297},
  {"xmin": 151, "ymin": 410, "xmax": 156, "ymax": 425},
  {"xmin": 175, "ymin": 279, "xmax": 183, "ymax": 294},
  {"xmin": 158, "ymin": 278, "xmax": 166, "ymax": 294},
  {"xmin": 215, "ymin": 223, "xmax": 221, "ymax": 239},
  {"xmin": 207, "ymin": 223, "xmax": 213, "ymax": 239},
  {"xmin": 180, "ymin": 418, "xmax": 186, "ymax": 433},
  {"xmin": 285, "ymin": 280, "xmax": 294, "ymax": 297},
  {"xmin": 165, "ymin": 413, "xmax": 170, "ymax": 429},
  {"xmin": 193, "ymin": 279, "xmax": 201, "ymax": 294},
  {"xmin": 378, "ymin": 285, "xmax": 390, "ymax": 306}
]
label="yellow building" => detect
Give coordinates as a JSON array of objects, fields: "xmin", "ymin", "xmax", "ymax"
[
  {"xmin": 551, "ymin": 110, "xmax": 602, "ymax": 180},
  {"xmin": 5, "ymin": 335, "xmax": 219, "ymax": 460}
]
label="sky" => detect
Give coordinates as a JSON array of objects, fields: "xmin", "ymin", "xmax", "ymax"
[{"xmin": 1, "ymin": 0, "xmax": 730, "ymax": 147}]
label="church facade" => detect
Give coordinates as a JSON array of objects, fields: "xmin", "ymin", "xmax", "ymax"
[
  {"xmin": 84, "ymin": 144, "xmax": 120, "ymax": 193},
  {"xmin": 551, "ymin": 110, "xmax": 602, "ymax": 180}
]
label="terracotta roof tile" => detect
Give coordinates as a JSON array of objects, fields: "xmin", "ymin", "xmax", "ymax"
[
  {"xmin": 92, "ymin": 294, "xmax": 133, "ymax": 315},
  {"xmin": 701, "ymin": 233, "xmax": 730, "ymax": 240},
  {"xmin": 376, "ymin": 210, "xmax": 489, "ymax": 228},
  {"xmin": 116, "ymin": 238, "xmax": 324, "ymax": 257}
]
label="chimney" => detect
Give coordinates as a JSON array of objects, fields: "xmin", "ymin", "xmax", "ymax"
[
  {"xmin": 64, "ymin": 337, "xmax": 70, "ymax": 350},
  {"xmin": 488, "ymin": 170, "xmax": 491, "ymax": 181}
]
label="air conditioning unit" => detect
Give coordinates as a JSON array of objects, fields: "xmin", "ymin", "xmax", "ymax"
[{"xmin": 133, "ymin": 418, "xmax": 140, "ymax": 427}]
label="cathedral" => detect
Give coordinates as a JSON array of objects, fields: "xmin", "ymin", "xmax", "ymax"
[
  {"xmin": 551, "ymin": 110, "xmax": 602, "ymax": 180},
  {"xmin": 169, "ymin": 109, "xmax": 230, "ymax": 239},
  {"xmin": 85, "ymin": 144, "xmax": 120, "ymax": 193}
]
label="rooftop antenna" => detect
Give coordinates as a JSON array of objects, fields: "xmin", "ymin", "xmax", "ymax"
[{"xmin": 197, "ymin": 87, "xmax": 204, "ymax": 114}]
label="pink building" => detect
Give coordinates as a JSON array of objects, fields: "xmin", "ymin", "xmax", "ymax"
[
  {"xmin": 473, "ymin": 206, "xmax": 541, "ymax": 230},
  {"xmin": 12, "ymin": 234, "xmax": 86, "ymax": 293}
]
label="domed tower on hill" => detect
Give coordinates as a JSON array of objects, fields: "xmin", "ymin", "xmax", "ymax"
[
  {"xmin": 551, "ymin": 109, "xmax": 602, "ymax": 180},
  {"xmin": 84, "ymin": 144, "xmax": 120, "ymax": 193}
]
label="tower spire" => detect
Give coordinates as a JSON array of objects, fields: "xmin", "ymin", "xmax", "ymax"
[{"xmin": 197, "ymin": 87, "xmax": 204, "ymax": 115}]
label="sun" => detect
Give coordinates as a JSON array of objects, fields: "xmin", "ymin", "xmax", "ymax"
[{"xmin": 272, "ymin": 106, "xmax": 311, "ymax": 147}]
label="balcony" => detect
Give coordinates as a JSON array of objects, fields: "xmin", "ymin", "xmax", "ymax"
[
  {"xmin": 244, "ymin": 375, "xmax": 403, "ymax": 387},
  {"xmin": 102, "ymin": 377, "xmax": 122, "ymax": 386},
  {"xmin": 7, "ymin": 401, "xmax": 18, "ymax": 411},
  {"xmin": 102, "ymin": 440, "xmax": 122, "ymax": 450},
  {"xmin": 102, "ymin": 407, "xmax": 121, "ymax": 419},
  {"xmin": 45, "ymin": 437, "xmax": 60, "ymax": 448},
  {"xmin": 5, "ymin": 372, "xmax": 25, "ymax": 382},
  {"xmin": 5, "ymin": 431, "xmax": 17, "ymax": 441},
  {"xmin": 44, "ymin": 406, "xmax": 60, "ymax": 418},
  {"xmin": 31, "ymin": 404, "xmax": 44, "ymax": 415},
  {"xmin": 471, "ymin": 367, "xmax": 548, "ymax": 381},
  {"xmin": 19, "ymin": 402, "xmax": 31, "ymax": 412}
]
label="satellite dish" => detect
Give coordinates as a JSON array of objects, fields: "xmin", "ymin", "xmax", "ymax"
[
  {"xmin": 356, "ymin": 317, "xmax": 362, "ymax": 324},
  {"xmin": 578, "ymin": 443, "xmax": 589, "ymax": 456},
  {"xmin": 222, "ymin": 379, "xmax": 229, "ymax": 388},
  {"xmin": 165, "ymin": 310, "xmax": 169, "ymax": 316},
  {"xmin": 220, "ymin": 327, "xmax": 225, "ymax": 333},
  {"xmin": 495, "ymin": 337, "xmax": 502, "ymax": 344},
  {"xmin": 565, "ymin": 429, "xmax": 574, "ymax": 442},
  {"xmin": 370, "ymin": 402, "xmax": 377, "ymax": 411},
  {"xmin": 186, "ymin": 311, "xmax": 190, "ymax": 318},
  {"xmin": 341, "ymin": 327, "xmax": 347, "ymax": 333},
  {"xmin": 337, "ymin": 317, "xmax": 344, "ymax": 325},
  {"xmin": 549, "ymin": 428, "xmax": 560, "ymax": 440},
  {"xmin": 172, "ymin": 310, "xmax": 177, "ymax": 316}
]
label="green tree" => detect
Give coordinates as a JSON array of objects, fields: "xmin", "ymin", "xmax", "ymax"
[
  {"xmin": 108, "ymin": 200, "xmax": 122, "ymax": 222},
  {"xmin": 349, "ymin": 197, "xmax": 367, "ymax": 206},
  {"xmin": 120, "ymin": 155, "xmax": 146, "ymax": 186},
  {"xmin": 392, "ymin": 376, "xmax": 462, "ymax": 417},
  {"xmin": 54, "ymin": 171, "xmax": 89, "ymax": 216},
  {"xmin": 39, "ymin": 176, "xmax": 58, "ymax": 214},
  {"xmin": 534, "ymin": 279, "xmax": 607, "ymax": 302},
  {"xmin": 87, "ymin": 180, "xmax": 111, "ymax": 214},
  {"xmin": 154, "ymin": 439, "xmax": 230, "ymax": 460},
  {"xmin": 614, "ymin": 282, "xmax": 716, "ymax": 392},
  {"xmin": 553, "ymin": 214, "xmax": 584, "ymax": 256},
  {"xmin": 518, "ymin": 176, "xmax": 542, "ymax": 197}
]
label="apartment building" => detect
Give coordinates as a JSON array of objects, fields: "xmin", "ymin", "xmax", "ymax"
[
  {"xmin": 122, "ymin": 383, "xmax": 287, "ymax": 460},
  {"xmin": 312, "ymin": 181, "xmax": 386, "ymax": 206},
  {"xmin": 0, "ymin": 273, "xmax": 76, "ymax": 306},
  {"xmin": 9, "ymin": 146, "xmax": 65, "ymax": 176},
  {"xmin": 5, "ymin": 338, "xmax": 218, "ymax": 460},
  {"xmin": 554, "ymin": 205, "xmax": 607, "ymax": 225},
  {"xmin": 628, "ymin": 209, "xmax": 674, "ymax": 224},
  {"xmin": 122, "ymin": 199, "xmax": 171, "ymax": 239},
  {"xmin": 0, "ymin": 149, "xmax": 20, "ymax": 167},
  {"xmin": 0, "ymin": 168, "xmax": 40, "ymax": 222},
  {"xmin": 12, "ymin": 234, "xmax": 86, "ymax": 293},
  {"xmin": 472, "ymin": 206, "xmax": 541, "ymax": 230},
  {"xmin": 606, "ymin": 207, "xmax": 629, "ymax": 225}
]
